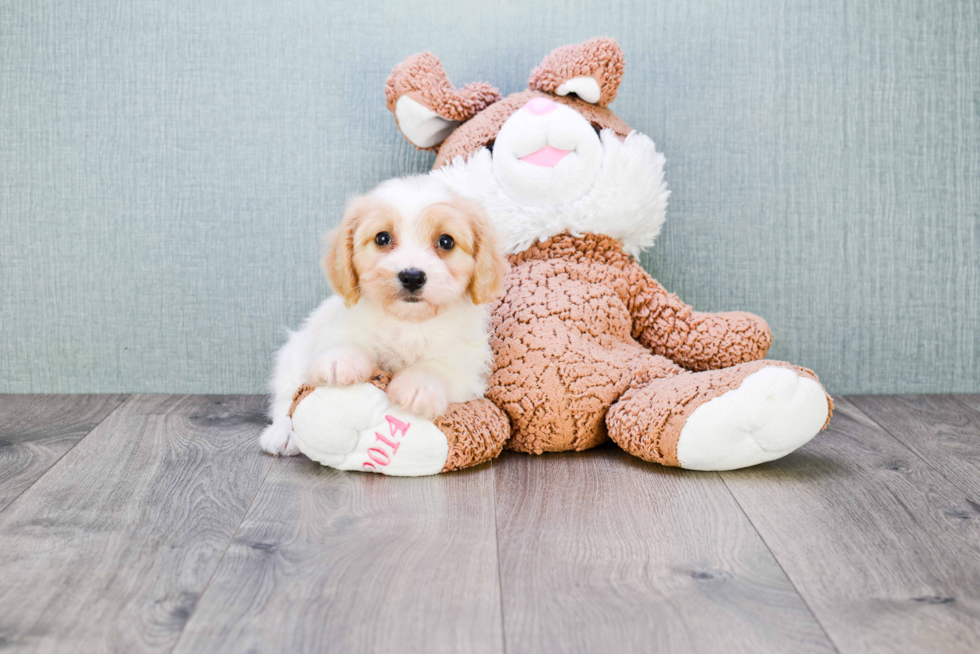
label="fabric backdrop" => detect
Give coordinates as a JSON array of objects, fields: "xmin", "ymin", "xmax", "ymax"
[{"xmin": 2, "ymin": 0, "xmax": 978, "ymax": 394}]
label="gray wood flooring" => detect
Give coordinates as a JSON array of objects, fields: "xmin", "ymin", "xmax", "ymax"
[{"xmin": 0, "ymin": 393, "xmax": 978, "ymax": 653}]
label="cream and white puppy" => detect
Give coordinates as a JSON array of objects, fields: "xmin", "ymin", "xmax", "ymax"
[{"xmin": 260, "ymin": 175, "xmax": 508, "ymax": 456}]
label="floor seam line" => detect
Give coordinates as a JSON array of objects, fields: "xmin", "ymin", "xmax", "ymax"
[
  {"xmin": 0, "ymin": 393, "xmax": 131, "ymax": 517},
  {"xmin": 845, "ymin": 395, "xmax": 980, "ymax": 499},
  {"xmin": 718, "ymin": 470, "xmax": 843, "ymax": 654},
  {"xmin": 167, "ymin": 455, "xmax": 276, "ymax": 654},
  {"xmin": 491, "ymin": 458, "xmax": 508, "ymax": 654}
]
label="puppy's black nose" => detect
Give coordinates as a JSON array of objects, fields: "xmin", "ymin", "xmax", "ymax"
[{"xmin": 398, "ymin": 269, "xmax": 426, "ymax": 292}]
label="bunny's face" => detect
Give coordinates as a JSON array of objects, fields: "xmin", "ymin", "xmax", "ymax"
[
  {"xmin": 490, "ymin": 96, "xmax": 602, "ymax": 207},
  {"xmin": 385, "ymin": 38, "xmax": 670, "ymax": 259},
  {"xmin": 385, "ymin": 38, "xmax": 632, "ymax": 209}
]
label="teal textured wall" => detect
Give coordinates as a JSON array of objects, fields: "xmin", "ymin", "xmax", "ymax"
[{"xmin": 1, "ymin": 1, "xmax": 978, "ymax": 394}]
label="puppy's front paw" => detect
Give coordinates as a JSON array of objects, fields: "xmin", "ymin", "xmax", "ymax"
[
  {"xmin": 260, "ymin": 416, "xmax": 300, "ymax": 456},
  {"xmin": 308, "ymin": 347, "xmax": 374, "ymax": 387},
  {"xmin": 386, "ymin": 370, "xmax": 449, "ymax": 420}
]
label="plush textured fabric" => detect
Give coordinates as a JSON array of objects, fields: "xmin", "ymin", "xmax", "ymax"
[
  {"xmin": 435, "ymin": 399, "xmax": 511, "ymax": 472},
  {"xmin": 2, "ymin": 1, "xmax": 978, "ymax": 395}
]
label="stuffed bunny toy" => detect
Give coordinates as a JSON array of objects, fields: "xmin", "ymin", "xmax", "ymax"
[{"xmin": 278, "ymin": 38, "xmax": 832, "ymax": 475}]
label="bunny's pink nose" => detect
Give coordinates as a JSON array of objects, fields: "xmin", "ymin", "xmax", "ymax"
[{"xmin": 524, "ymin": 97, "xmax": 557, "ymax": 115}]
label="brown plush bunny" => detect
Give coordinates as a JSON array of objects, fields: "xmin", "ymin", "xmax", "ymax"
[{"xmin": 282, "ymin": 38, "xmax": 832, "ymax": 475}]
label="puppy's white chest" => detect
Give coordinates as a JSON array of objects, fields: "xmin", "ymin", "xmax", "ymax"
[{"xmin": 371, "ymin": 322, "xmax": 445, "ymax": 370}]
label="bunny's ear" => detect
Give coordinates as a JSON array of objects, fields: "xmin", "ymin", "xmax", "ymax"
[
  {"xmin": 385, "ymin": 52, "xmax": 502, "ymax": 150},
  {"xmin": 527, "ymin": 37, "xmax": 625, "ymax": 107}
]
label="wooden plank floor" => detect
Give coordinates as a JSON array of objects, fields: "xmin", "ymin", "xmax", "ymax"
[{"xmin": 0, "ymin": 394, "xmax": 978, "ymax": 653}]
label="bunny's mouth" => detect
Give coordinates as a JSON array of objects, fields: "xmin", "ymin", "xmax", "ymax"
[
  {"xmin": 491, "ymin": 100, "xmax": 602, "ymax": 207},
  {"xmin": 520, "ymin": 146, "xmax": 572, "ymax": 168}
]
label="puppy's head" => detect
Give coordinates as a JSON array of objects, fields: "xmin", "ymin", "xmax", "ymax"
[{"xmin": 323, "ymin": 176, "xmax": 508, "ymax": 322}]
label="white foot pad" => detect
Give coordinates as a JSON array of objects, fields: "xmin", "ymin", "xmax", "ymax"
[
  {"xmin": 676, "ymin": 367, "xmax": 829, "ymax": 471},
  {"xmin": 289, "ymin": 384, "xmax": 449, "ymax": 476}
]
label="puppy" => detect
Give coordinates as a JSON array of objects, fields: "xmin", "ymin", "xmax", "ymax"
[{"xmin": 260, "ymin": 175, "xmax": 508, "ymax": 456}]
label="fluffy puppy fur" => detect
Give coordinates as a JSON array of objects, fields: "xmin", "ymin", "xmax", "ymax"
[{"xmin": 260, "ymin": 175, "xmax": 508, "ymax": 456}]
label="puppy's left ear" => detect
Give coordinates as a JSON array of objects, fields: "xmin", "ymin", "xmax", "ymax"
[{"xmin": 458, "ymin": 198, "xmax": 509, "ymax": 305}]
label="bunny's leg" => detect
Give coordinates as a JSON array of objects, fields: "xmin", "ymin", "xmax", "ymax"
[
  {"xmin": 284, "ymin": 374, "xmax": 510, "ymax": 476},
  {"xmin": 607, "ymin": 360, "xmax": 832, "ymax": 470}
]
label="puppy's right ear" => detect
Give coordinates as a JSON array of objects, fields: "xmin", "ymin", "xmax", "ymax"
[
  {"xmin": 385, "ymin": 52, "xmax": 501, "ymax": 150},
  {"xmin": 322, "ymin": 196, "xmax": 369, "ymax": 307}
]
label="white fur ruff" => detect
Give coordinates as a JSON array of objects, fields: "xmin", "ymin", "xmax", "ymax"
[{"xmin": 434, "ymin": 130, "xmax": 670, "ymax": 257}]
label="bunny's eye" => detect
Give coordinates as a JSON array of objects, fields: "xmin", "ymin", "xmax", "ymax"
[
  {"xmin": 375, "ymin": 232, "xmax": 391, "ymax": 246},
  {"xmin": 438, "ymin": 234, "xmax": 454, "ymax": 250}
]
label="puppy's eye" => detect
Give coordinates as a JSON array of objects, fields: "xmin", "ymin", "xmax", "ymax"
[
  {"xmin": 438, "ymin": 234, "xmax": 454, "ymax": 250},
  {"xmin": 375, "ymin": 232, "xmax": 391, "ymax": 246}
]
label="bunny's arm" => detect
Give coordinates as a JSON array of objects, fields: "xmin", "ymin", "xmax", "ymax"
[{"xmin": 625, "ymin": 261, "xmax": 772, "ymax": 371}]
